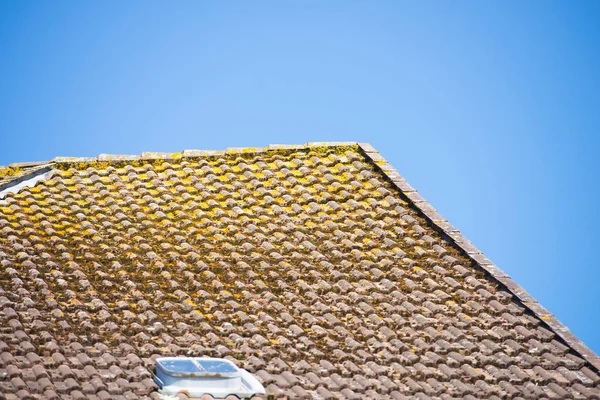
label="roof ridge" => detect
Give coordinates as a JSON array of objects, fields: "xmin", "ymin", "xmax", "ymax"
[
  {"xmin": 0, "ymin": 142, "xmax": 361, "ymax": 169},
  {"xmin": 356, "ymin": 143, "xmax": 600, "ymax": 372}
]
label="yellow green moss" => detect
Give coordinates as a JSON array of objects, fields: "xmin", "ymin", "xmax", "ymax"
[{"xmin": 0, "ymin": 166, "xmax": 22, "ymax": 178}]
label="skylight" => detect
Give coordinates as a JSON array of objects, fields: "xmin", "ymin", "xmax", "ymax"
[
  {"xmin": 159, "ymin": 359, "xmax": 201, "ymax": 374},
  {"xmin": 197, "ymin": 359, "xmax": 238, "ymax": 374},
  {"xmin": 154, "ymin": 357, "xmax": 265, "ymax": 399}
]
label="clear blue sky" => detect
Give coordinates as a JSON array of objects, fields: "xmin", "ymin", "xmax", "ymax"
[{"xmin": 1, "ymin": 1, "xmax": 599, "ymax": 354}]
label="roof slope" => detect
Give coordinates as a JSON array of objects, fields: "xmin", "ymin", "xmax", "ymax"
[{"xmin": 0, "ymin": 142, "xmax": 598, "ymax": 400}]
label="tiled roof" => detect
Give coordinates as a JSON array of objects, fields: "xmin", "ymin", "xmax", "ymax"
[{"xmin": 0, "ymin": 142, "xmax": 598, "ymax": 400}]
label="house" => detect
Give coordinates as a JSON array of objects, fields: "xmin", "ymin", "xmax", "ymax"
[{"xmin": 0, "ymin": 142, "xmax": 598, "ymax": 399}]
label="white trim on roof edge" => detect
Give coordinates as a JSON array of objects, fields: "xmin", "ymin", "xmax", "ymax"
[{"xmin": 0, "ymin": 167, "xmax": 55, "ymax": 202}]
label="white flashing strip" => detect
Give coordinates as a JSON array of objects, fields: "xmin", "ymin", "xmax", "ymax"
[{"xmin": 0, "ymin": 168, "xmax": 55, "ymax": 201}]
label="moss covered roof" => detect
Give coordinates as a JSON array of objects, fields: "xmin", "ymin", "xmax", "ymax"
[{"xmin": 0, "ymin": 142, "xmax": 598, "ymax": 399}]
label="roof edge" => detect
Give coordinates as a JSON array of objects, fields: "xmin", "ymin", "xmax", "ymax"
[
  {"xmin": 0, "ymin": 165, "xmax": 56, "ymax": 202},
  {"xmin": 356, "ymin": 142, "xmax": 600, "ymax": 372},
  {"xmin": 1, "ymin": 142, "xmax": 361, "ymax": 169},
  {"xmin": 0, "ymin": 163, "xmax": 56, "ymax": 188}
]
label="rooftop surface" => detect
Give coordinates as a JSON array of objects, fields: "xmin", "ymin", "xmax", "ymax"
[{"xmin": 0, "ymin": 142, "xmax": 599, "ymax": 399}]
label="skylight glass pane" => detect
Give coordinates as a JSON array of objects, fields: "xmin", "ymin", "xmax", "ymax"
[
  {"xmin": 197, "ymin": 359, "xmax": 238, "ymax": 373},
  {"xmin": 159, "ymin": 359, "xmax": 201, "ymax": 374}
]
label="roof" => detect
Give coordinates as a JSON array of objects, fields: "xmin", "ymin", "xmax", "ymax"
[{"xmin": 0, "ymin": 142, "xmax": 599, "ymax": 400}]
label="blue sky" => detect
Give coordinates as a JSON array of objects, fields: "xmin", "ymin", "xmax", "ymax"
[{"xmin": 1, "ymin": 1, "xmax": 599, "ymax": 353}]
